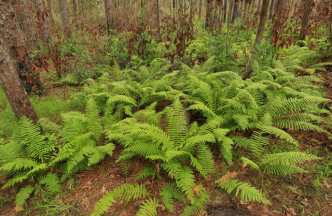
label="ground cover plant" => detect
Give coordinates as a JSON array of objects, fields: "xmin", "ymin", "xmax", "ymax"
[{"xmin": 0, "ymin": 0, "xmax": 332, "ymax": 215}]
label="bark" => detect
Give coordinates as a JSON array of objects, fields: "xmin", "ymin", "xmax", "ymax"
[
  {"xmin": 198, "ymin": 0, "xmax": 203, "ymax": 19},
  {"xmin": 299, "ymin": 0, "xmax": 312, "ymax": 40},
  {"xmin": 59, "ymin": 0, "xmax": 72, "ymax": 38},
  {"xmin": 15, "ymin": 0, "xmax": 40, "ymax": 52},
  {"xmin": 156, "ymin": 0, "xmax": 161, "ymax": 42},
  {"xmin": 34, "ymin": 0, "xmax": 52, "ymax": 43},
  {"xmin": 242, "ymin": 0, "xmax": 271, "ymax": 79},
  {"xmin": 0, "ymin": 0, "xmax": 43, "ymax": 93},
  {"xmin": 47, "ymin": 0, "xmax": 55, "ymax": 27},
  {"xmin": 205, "ymin": 0, "xmax": 214, "ymax": 28},
  {"xmin": 269, "ymin": 0, "xmax": 274, "ymax": 19},
  {"xmin": 0, "ymin": 39, "xmax": 39, "ymax": 122},
  {"xmin": 224, "ymin": 0, "xmax": 227, "ymax": 22},
  {"xmin": 105, "ymin": 0, "xmax": 113, "ymax": 35},
  {"xmin": 231, "ymin": 0, "xmax": 238, "ymax": 23},
  {"xmin": 72, "ymin": 0, "xmax": 77, "ymax": 16},
  {"xmin": 189, "ymin": 0, "xmax": 193, "ymax": 22}
]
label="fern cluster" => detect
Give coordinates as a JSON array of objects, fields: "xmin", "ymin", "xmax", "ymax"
[{"xmin": 1, "ymin": 48, "xmax": 329, "ymax": 214}]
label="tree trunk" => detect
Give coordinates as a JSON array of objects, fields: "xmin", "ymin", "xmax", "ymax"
[
  {"xmin": 299, "ymin": 0, "xmax": 312, "ymax": 40},
  {"xmin": 199, "ymin": 0, "xmax": 203, "ymax": 19},
  {"xmin": 15, "ymin": 0, "xmax": 40, "ymax": 52},
  {"xmin": 231, "ymin": 0, "xmax": 238, "ymax": 23},
  {"xmin": 47, "ymin": 0, "xmax": 55, "ymax": 27},
  {"xmin": 34, "ymin": 0, "xmax": 52, "ymax": 43},
  {"xmin": 72, "ymin": 0, "xmax": 77, "ymax": 16},
  {"xmin": 224, "ymin": 0, "xmax": 228, "ymax": 22},
  {"xmin": 156, "ymin": 0, "xmax": 161, "ymax": 42},
  {"xmin": 105, "ymin": 0, "xmax": 113, "ymax": 35},
  {"xmin": 0, "ymin": 0, "xmax": 43, "ymax": 94},
  {"xmin": 242, "ymin": 0, "xmax": 271, "ymax": 79},
  {"xmin": 269, "ymin": 0, "xmax": 274, "ymax": 19},
  {"xmin": 0, "ymin": 39, "xmax": 39, "ymax": 122},
  {"xmin": 205, "ymin": 0, "xmax": 213, "ymax": 28},
  {"xmin": 59, "ymin": 0, "xmax": 72, "ymax": 38}
]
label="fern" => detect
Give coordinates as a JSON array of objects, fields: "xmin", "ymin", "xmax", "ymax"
[
  {"xmin": 160, "ymin": 183, "xmax": 185, "ymax": 212},
  {"xmin": 15, "ymin": 185, "xmax": 34, "ymax": 208},
  {"xmin": 39, "ymin": 173, "xmax": 61, "ymax": 194},
  {"xmin": 218, "ymin": 180, "xmax": 271, "ymax": 205},
  {"xmin": 261, "ymin": 152, "xmax": 321, "ymax": 175},
  {"xmin": 136, "ymin": 198, "xmax": 161, "ymax": 216},
  {"xmin": 92, "ymin": 184, "xmax": 150, "ymax": 216}
]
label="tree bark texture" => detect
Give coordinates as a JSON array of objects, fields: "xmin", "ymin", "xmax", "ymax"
[
  {"xmin": 205, "ymin": 0, "xmax": 214, "ymax": 28},
  {"xmin": 156, "ymin": 0, "xmax": 161, "ymax": 41},
  {"xmin": 0, "ymin": 0, "xmax": 43, "ymax": 93},
  {"xmin": 231, "ymin": 0, "xmax": 238, "ymax": 23},
  {"xmin": 0, "ymin": 39, "xmax": 39, "ymax": 122},
  {"xmin": 59, "ymin": 0, "xmax": 72, "ymax": 38},
  {"xmin": 242, "ymin": 0, "xmax": 271, "ymax": 79},
  {"xmin": 34, "ymin": 0, "xmax": 52, "ymax": 43},
  {"xmin": 15, "ymin": 0, "xmax": 40, "ymax": 52},
  {"xmin": 269, "ymin": 0, "xmax": 274, "ymax": 19},
  {"xmin": 47, "ymin": 0, "xmax": 56, "ymax": 27},
  {"xmin": 198, "ymin": 0, "xmax": 203, "ymax": 19},
  {"xmin": 299, "ymin": 0, "xmax": 312, "ymax": 40},
  {"xmin": 104, "ymin": 0, "xmax": 113, "ymax": 35}
]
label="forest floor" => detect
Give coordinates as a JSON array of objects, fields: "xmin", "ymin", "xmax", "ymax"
[{"xmin": 0, "ymin": 67, "xmax": 332, "ymax": 216}]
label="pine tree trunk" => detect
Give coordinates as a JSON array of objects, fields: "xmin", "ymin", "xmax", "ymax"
[
  {"xmin": 269, "ymin": 0, "xmax": 274, "ymax": 19},
  {"xmin": 199, "ymin": 0, "xmax": 203, "ymax": 19},
  {"xmin": 47, "ymin": 0, "xmax": 56, "ymax": 27},
  {"xmin": 156, "ymin": 0, "xmax": 161, "ymax": 42},
  {"xmin": 34, "ymin": 0, "xmax": 52, "ymax": 43},
  {"xmin": 231, "ymin": 0, "xmax": 238, "ymax": 23},
  {"xmin": 0, "ymin": 0, "xmax": 43, "ymax": 94},
  {"xmin": 224, "ymin": 0, "xmax": 228, "ymax": 22},
  {"xmin": 105, "ymin": 0, "xmax": 113, "ymax": 35},
  {"xmin": 205, "ymin": 0, "xmax": 213, "ymax": 28},
  {"xmin": 72, "ymin": 0, "xmax": 77, "ymax": 16},
  {"xmin": 242, "ymin": 0, "xmax": 271, "ymax": 79},
  {"xmin": 0, "ymin": 39, "xmax": 39, "ymax": 123},
  {"xmin": 59, "ymin": 0, "xmax": 72, "ymax": 38},
  {"xmin": 16, "ymin": 0, "xmax": 40, "ymax": 52},
  {"xmin": 299, "ymin": 0, "xmax": 312, "ymax": 40}
]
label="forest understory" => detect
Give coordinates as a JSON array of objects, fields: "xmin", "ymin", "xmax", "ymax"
[{"xmin": 0, "ymin": 0, "xmax": 332, "ymax": 215}]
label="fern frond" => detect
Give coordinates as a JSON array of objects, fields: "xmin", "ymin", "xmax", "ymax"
[
  {"xmin": 239, "ymin": 157, "xmax": 259, "ymax": 170},
  {"xmin": 39, "ymin": 173, "xmax": 61, "ymax": 194},
  {"xmin": 218, "ymin": 179, "xmax": 271, "ymax": 205},
  {"xmin": 136, "ymin": 198, "xmax": 161, "ymax": 216},
  {"xmin": 197, "ymin": 143, "xmax": 215, "ymax": 175},
  {"xmin": 134, "ymin": 166, "xmax": 156, "ymax": 181},
  {"xmin": 15, "ymin": 185, "xmax": 34, "ymax": 207},
  {"xmin": 92, "ymin": 184, "xmax": 150, "ymax": 216},
  {"xmin": 175, "ymin": 166, "xmax": 195, "ymax": 201}
]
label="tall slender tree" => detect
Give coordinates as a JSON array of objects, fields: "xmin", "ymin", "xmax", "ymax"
[
  {"xmin": 231, "ymin": 0, "xmax": 238, "ymax": 23},
  {"xmin": 205, "ymin": 0, "xmax": 214, "ymax": 28},
  {"xmin": 242, "ymin": 0, "xmax": 271, "ymax": 79},
  {"xmin": 199, "ymin": 0, "xmax": 203, "ymax": 19},
  {"xmin": 156, "ymin": 0, "xmax": 161, "ymax": 41},
  {"xmin": 105, "ymin": 0, "xmax": 113, "ymax": 35},
  {"xmin": 34, "ymin": 0, "xmax": 52, "ymax": 43},
  {"xmin": 299, "ymin": 0, "xmax": 312, "ymax": 40},
  {"xmin": 59, "ymin": 0, "xmax": 72, "ymax": 38}
]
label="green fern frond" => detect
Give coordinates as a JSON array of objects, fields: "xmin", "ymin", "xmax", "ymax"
[
  {"xmin": 218, "ymin": 179, "xmax": 271, "ymax": 205},
  {"xmin": 39, "ymin": 173, "xmax": 61, "ymax": 194},
  {"xmin": 134, "ymin": 165, "xmax": 156, "ymax": 181},
  {"xmin": 92, "ymin": 184, "xmax": 150, "ymax": 216},
  {"xmin": 136, "ymin": 198, "xmax": 161, "ymax": 216},
  {"xmin": 197, "ymin": 143, "xmax": 215, "ymax": 175},
  {"xmin": 175, "ymin": 166, "xmax": 195, "ymax": 201},
  {"xmin": 15, "ymin": 185, "xmax": 34, "ymax": 207},
  {"xmin": 218, "ymin": 137, "xmax": 233, "ymax": 165},
  {"xmin": 160, "ymin": 183, "xmax": 185, "ymax": 212},
  {"xmin": 239, "ymin": 157, "xmax": 259, "ymax": 170}
]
